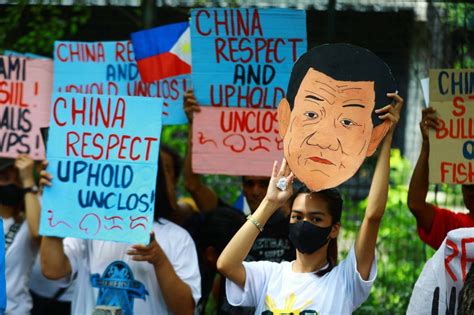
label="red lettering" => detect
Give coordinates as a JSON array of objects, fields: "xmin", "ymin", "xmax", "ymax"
[
  {"xmin": 215, "ymin": 38, "xmax": 229, "ymax": 63},
  {"xmin": 196, "ymin": 10, "xmax": 211, "ymax": 36},
  {"xmin": 115, "ymin": 41, "xmax": 126, "ymax": 62},
  {"xmin": 445, "ymin": 239, "xmax": 459, "ymax": 282},
  {"xmin": 106, "ymin": 134, "xmax": 120, "ymax": 159},
  {"xmin": 288, "ymin": 38, "xmax": 303, "ymax": 61},
  {"xmin": 436, "ymin": 118, "xmax": 448, "ymax": 139},
  {"xmin": 81, "ymin": 132, "xmax": 93, "ymax": 159},
  {"xmin": 66, "ymin": 131, "xmax": 80, "ymax": 157},
  {"xmin": 223, "ymin": 134, "xmax": 246, "ymax": 153},
  {"xmin": 215, "ymin": 10, "xmax": 229, "ymax": 36},
  {"xmin": 118, "ymin": 135, "xmax": 131, "ymax": 159},
  {"xmin": 441, "ymin": 162, "xmax": 452, "ymax": 183},
  {"xmin": 53, "ymin": 97, "xmax": 67, "ymax": 127},
  {"xmin": 453, "ymin": 96, "xmax": 466, "ymax": 117},
  {"xmin": 461, "ymin": 237, "xmax": 474, "ymax": 281},
  {"xmin": 71, "ymin": 97, "xmax": 86, "ymax": 126},
  {"xmin": 249, "ymin": 136, "xmax": 270, "ymax": 152},
  {"xmin": 92, "ymin": 134, "xmax": 104, "ymax": 160},
  {"xmin": 130, "ymin": 137, "xmax": 142, "ymax": 161},
  {"xmin": 144, "ymin": 137, "xmax": 158, "ymax": 161},
  {"xmin": 254, "ymin": 38, "xmax": 266, "ymax": 63},
  {"xmin": 251, "ymin": 9, "xmax": 263, "ymax": 36},
  {"xmin": 56, "ymin": 43, "xmax": 68, "ymax": 62}
]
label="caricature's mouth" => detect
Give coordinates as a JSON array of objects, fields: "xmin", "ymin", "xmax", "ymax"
[{"xmin": 309, "ymin": 157, "xmax": 335, "ymax": 166}]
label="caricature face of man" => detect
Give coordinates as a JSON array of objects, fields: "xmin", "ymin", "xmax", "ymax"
[{"xmin": 278, "ymin": 68, "xmax": 389, "ymax": 191}]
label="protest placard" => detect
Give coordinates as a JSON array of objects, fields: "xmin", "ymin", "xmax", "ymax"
[
  {"xmin": 192, "ymin": 106, "xmax": 282, "ymax": 176},
  {"xmin": 0, "ymin": 55, "xmax": 52, "ymax": 159},
  {"xmin": 428, "ymin": 69, "xmax": 474, "ymax": 184},
  {"xmin": 54, "ymin": 41, "xmax": 189, "ymax": 125},
  {"xmin": 40, "ymin": 93, "xmax": 162, "ymax": 244},
  {"xmin": 190, "ymin": 8, "xmax": 307, "ymax": 109},
  {"xmin": 407, "ymin": 228, "xmax": 474, "ymax": 314}
]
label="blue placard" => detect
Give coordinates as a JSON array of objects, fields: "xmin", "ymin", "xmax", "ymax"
[
  {"xmin": 53, "ymin": 41, "xmax": 190, "ymax": 125},
  {"xmin": 40, "ymin": 93, "xmax": 162, "ymax": 244},
  {"xmin": 191, "ymin": 8, "xmax": 307, "ymax": 109}
]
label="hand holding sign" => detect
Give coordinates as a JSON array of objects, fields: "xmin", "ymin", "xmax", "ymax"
[
  {"xmin": 40, "ymin": 93, "xmax": 163, "ymax": 244},
  {"xmin": 277, "ymin": 44, "xmax": 397, "ymax": 191},
  {"xmin": 14, "ymin": 154, "xmax": 35, "ymax": 189},
  {"xmin": 127, "ymin": 232, "xmax": 167, "ymax": 266},
  {"xmin": 183, "ymin": 89, "xmax": 200, "ymax": 124},
  {"xmin": 420, "ymin": 107, "xmax": 441, "ymax": 142},
  {"xmin": 428, "ymin": 69, "xmax": 474, "ymax": 184}
]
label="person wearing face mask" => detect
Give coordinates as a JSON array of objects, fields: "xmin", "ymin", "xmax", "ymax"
[
  {"xmin": 216, "ymin": 94, "xmax": 402, "ymax": 314},
  {"xmin": 0, "ymin": 155, "xmax": 42, "ymax": 314}
]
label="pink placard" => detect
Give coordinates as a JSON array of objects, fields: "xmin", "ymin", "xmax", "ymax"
[
  {"xmin": 192, "ymin": 106, "xmax": 283, "ymax": 176},
  {"xmin": 0, "ymin": 55, "xmax": 53, "ymax": 159}
]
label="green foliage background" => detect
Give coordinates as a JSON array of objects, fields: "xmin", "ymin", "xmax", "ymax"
[{"xmin": 2, "ymin": 3, "xmax": 470, "ymax": 314}]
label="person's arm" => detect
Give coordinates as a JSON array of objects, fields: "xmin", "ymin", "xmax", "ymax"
[
  {"xmin": 15, "ymin": 155, "xmax": 41, "ymax": 240},
  {"xmin": 354, "ymin": 93, "xmax": 403, "ymax": 280},
  {"xmin": 40, "ymin": 236, "xmax": 72, "ymax": 279},
  {"xmin": 38, "ymin": 169, "xmax": 72, "ymax": 279},
  {"xmin": 407, "ymin": 107, "xmax": 440, "ymax": 231},
  {"xmin": 127, "ymin": 233, "xmax": 195, "ymax": 315},
  {"xmin": 217, "ymin": 160, "xmax": 293, "ymax": 288},
  {"xmin": 183, "ymin": 89, "xmax": 219, "ymax": 212}
]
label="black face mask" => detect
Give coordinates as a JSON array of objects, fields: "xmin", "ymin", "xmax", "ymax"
[
  {"xmin": 288, "ymin": 221, "xmax": 332, "ymax": 254},
  {"xmin": 0, "ymin": 184, "xmax": 25, "ymax": 207}
]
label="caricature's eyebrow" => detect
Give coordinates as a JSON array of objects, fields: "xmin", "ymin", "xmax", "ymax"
[
  {"xmin": 304, "ymin": 94, "xmax": 324, "ymax": 102},
  {"xmin": 342, "ymin": 104, "xmax": 366, "ymax": 108},
  {"xmin": 304, "ymin": 90, "xmax": 333, "ymax": 104}
]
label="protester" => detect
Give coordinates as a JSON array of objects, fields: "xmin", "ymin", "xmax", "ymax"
[
  {"xmin": 29, "ymin": 253, "xmax": 74, "ymax": 315},
  {"xmin": 407, "ymin": 107, "xmax": 474, "ymax": 250},
  {"xmin": 0, "ymin": 155, "xmax": 41, "ymax": 314},
  {"xmin": 216, "ymin": 93, "xmax": 402, "ymax": 314},
  {"xmin": 407, "ymin": 227, "xmax": 473, "ymax": 315},
  {"xmin": 39, "ymin": 149, "xmax": 201, "ymax": 315},
  {"xmin": 196, "ymin": 207, "xmax": 245, "ymax": 314}
]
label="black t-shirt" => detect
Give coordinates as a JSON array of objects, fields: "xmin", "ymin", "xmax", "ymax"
[{"xmin": 246, "ymin": 210, "xmax": 295, "ymax": 263}]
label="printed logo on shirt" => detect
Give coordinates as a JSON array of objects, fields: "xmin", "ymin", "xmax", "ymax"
[
  {"xmin": 91, "ymin": 261, "xmax": 149, "ymax": 315},
  {"xmin": 263, "ymin": 293, "xmax": 317, "ymax": 314}
]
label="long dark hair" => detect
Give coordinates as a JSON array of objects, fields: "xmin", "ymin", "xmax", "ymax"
[{"xmin": 290, "ymin": 185, "xmax": 343, "ymax": 276}]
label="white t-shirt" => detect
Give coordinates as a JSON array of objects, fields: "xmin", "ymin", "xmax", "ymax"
[
  {"xmin": 407, "ymin": 227, "xmax": 474, "ymax": 315},
  {"xmin": 4, "ymin": 219, "xmax": 39, "ymax": 315},
  {"xmin": 29, "ymin": 255, "xmax": 74, "ymax": 301},
  {"xmin": 64, "ymin": 219, "xmax": 201, "ymax": 315},
  {"xmin": 226, "ymin": 246, "xmax": 376, "ymax": 315}
]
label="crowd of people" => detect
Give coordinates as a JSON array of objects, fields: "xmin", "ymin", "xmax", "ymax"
[{"xmin": 1, "ymin": 53, "xmax": 473, "ymax": 315}]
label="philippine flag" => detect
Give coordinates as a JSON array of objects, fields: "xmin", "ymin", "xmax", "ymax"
[{"xmin": 131, "ymin": 22, "xmax": 191, "ymax": 82}]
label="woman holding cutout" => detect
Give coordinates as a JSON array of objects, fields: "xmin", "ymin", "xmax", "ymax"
[{"xmin": 217, "ymin": 94, "xmax": 403, "ymax": 314}]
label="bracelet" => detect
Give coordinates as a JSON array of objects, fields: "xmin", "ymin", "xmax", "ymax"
[{"xmin": 247, "ymin": 215, "xmax": 264, "ymax": 232}]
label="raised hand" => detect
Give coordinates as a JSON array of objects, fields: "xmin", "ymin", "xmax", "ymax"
[
  {"xmin": 15, "ymin": 154, "xmax": 35, "ymax": 188},
  {"xmin": 183, "ymin": 89, "xmax": 200, "ymax": 124},
  {"xmin": 127, "ymin": 232, "xmax": 166, "ymax": 266},
  {"xmin": 264, "ymin": 159, "xmax": 294, "ymax": 207},
  {"xmin": 419, "ymin": 107, "xmax": 440, "ymax": 142},
  {"xmin": 375, "ymin": 92, "xmax": 404, "ymax": 134}
]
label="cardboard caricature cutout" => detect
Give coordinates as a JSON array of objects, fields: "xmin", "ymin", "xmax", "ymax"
[{"xmin": 278, "ymin": 43, "xmax": 396, "ymax": 191}]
